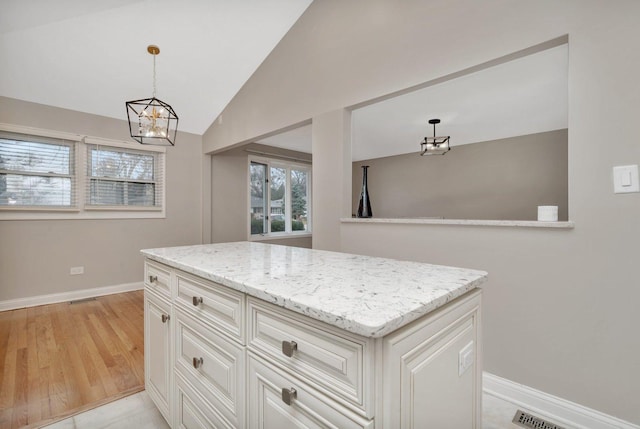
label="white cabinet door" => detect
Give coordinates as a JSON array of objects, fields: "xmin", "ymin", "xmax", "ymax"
[
  {"xmin": 382, "ymin": 290, "xmax": 482, "ymax": 429},
  {"xmin": 145, "ymin": 290, "xmax": 172, "ymax": 423},
  {"xmin": 248, "ymin": 354, "xmax": 373, "ymax": 429}
]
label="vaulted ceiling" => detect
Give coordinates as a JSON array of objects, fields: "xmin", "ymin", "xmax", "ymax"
[
  {"xmin": 0, "ymin": 0, "xmax": 312, "ymax": 135},
  {"xmin": 259, "ymin": 44, "xmax": 568, "ymax": 161},
  {"xmin": 1, "ymin": 1, "xmax": 567, "ymax": 159}
]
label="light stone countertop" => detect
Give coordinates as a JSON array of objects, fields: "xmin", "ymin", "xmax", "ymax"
[
  {"xmin": 341, "ymin": 217, "xmax": 575, "ymax": 229},
  {"xmin": 141, "ymin": 242, "xmax": 487, "ymax": 338}
]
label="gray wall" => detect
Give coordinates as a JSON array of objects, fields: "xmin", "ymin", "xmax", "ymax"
[
  {"xmin": 211, "ymin": 143, "xmax": 312, "ymax": 248},
  {"xmin": 352, "ymin": 130, "xmax": 568, "ymax": 220},
  {"xmin": 0, "ymin": 97, "xmax": 203, "ymax": 301},
  {"xmin": 202, "ymin": 0, "xmax": 640, "ymax": 423}
]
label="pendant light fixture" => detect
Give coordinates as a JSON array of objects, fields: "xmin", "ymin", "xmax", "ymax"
[
  {"xmin": 420, "ymin": 118, "xmax": 450, "ymax": 156},
  {"xmin": 126, "ymin": 45, "xmax": 179, "ymax": 146}
]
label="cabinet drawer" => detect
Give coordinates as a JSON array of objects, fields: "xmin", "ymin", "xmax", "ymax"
[
  {"xmin": 144, "ymin": 260, "xmax": 171, "ymax": 299},
  {"xmin": 248, "ymin": 354, "xmax": 373, "ymax": 429},
  {"xmin": 175, "ymin": 373, "xmax": 235, "ymax": 429},
  {"xmin": 248, "ymin": 298, "xmax": 373, "ymax": 416},
  {"xmin": 175, "ymin": 272, "xmax": 245, "ymax": 342},
  {"xmin": 174, "ymin": 308, "xmax": 245, "ymax": 428}
]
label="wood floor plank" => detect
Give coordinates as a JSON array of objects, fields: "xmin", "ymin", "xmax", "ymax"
[
  {"xmin": 0, "ymin": 311, "xmax": 19, "ymax": 411},
  {"xmin": 26, "ymin": 309, "xmax": 41, "ymax": 425},
  {"xmin": 33, "ymin": 307, "xmax": 49, "ymax": 371},
  {"xmin": 0, "ymin": 291, "xmax": 145, "ymax": 428},
  {"xmin": 11, "ymin": 348, "xmax": 28, "ymax": 428},
  {"xmin": 74, "ymin": 313, "xmax": 119, "ymax": 397}
]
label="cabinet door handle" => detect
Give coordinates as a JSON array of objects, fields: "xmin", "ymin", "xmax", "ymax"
[
  {"xmin": 161, "ymin": 314, "xmax": 170, "ymax": 323},
  {"xmin": 192, "ymin": 357, "xmax": 203, "ymax": 369},
  {"xmin": 192, "ymin": 296, "xmax": 203, "ymax": 306},
  {"xmin": 149, "ymin": 275, "xmax": 158, "ymax": 283},
  {"xmin": 281, "ymin": 340, "xmax": 297, "ymax": 357},
  {"xmin": 281, "ymin": 387, "xmax": 297, "ymax": 406}
]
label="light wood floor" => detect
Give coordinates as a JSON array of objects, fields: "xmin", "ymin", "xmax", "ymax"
[{"xmin": 0, "ymin": 291, "xmax": 145, "ymax": 429}]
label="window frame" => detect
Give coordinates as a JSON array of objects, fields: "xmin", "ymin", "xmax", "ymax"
[
  {"xmin": 248, "ymin": 155, "xmax": 312, "ymax": 240},
  {"xmin": 0, "ymin": 124, "xmax": 166, "ymax": 220},
  {"xmin": 0, "ymin": 131, "xmax": 78, "ymax": 210},
  {"xmin": 85, "ymin": 138, "xmax": 163, "ymax": 211}
]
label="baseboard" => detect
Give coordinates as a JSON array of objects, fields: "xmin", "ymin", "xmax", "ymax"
[
  {"xmin": 0, "ymin": 282, "xmax": 144, "ymax": 312},
  {"xmin": 483, "ymin": 372, "xmax": 639, "ymax": 429}
]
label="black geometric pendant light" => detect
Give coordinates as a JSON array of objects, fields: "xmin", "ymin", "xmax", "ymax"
[{"xmin": 126, "ymin": 45, "xmax": 179, "ymax": 146}]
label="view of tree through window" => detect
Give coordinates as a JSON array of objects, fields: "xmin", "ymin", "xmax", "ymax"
[
  {"xmin": 291, "ymin": 169, "xmax": 308, "ymax": 232},
  {"xmin": 0, "ymin": 130, "xmax": 165, "ymax": 217},
  {"xmin": 0, "ymin": 136, "xmax": 74, "ymax": 206},
  {"xmin": 270, "ymin": 167, "xmax": 286, "ymax": 232},
  {"xmin": 88, "ymin": 146, "xmax": 157, "ymax": 206},
  {"xmin": 250, "ymin": 162, "xmax": 267, "ymax": 234},
  {"xmin": 250, "ymin": 160, "xmax": 310, "ymax": 236}
]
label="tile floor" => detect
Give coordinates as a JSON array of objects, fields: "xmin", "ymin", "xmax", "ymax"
[
  {"xmin": 42, "ymin": 390, "xmax": 538, "ymax": 429},
  {"xmin": 42, "ymin": 391, "xmax": 170, "ymax": 429}
]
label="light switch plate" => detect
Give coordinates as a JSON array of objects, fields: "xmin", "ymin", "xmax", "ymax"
[{"xmin": 613, "ymin": 165, "xmax": 639, "ymax": 194}]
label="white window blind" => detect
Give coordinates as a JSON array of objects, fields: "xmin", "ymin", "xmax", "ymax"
[
  {"xmin": 0, "ymin": 131, "xmax": 76, "ymax": 208},
  {"xmin": 86, "ymin": 144, "xmax": 164, "ymax": 209}
]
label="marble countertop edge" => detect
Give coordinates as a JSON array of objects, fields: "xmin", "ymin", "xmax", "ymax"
[{"xmin": 141, "ymin": 243, "xmax": 488, "ymax": 338}]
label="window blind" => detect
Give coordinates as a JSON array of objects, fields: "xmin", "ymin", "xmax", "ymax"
[
  {"xmin": 85, "ymin": 144, "xmax": 164, "ymax": 209},
  {"xmin": 0, "ymin": 131, "xmax": 76, "ymax": 207}
]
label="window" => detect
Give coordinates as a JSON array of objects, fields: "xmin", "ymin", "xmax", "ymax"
[
  {"xmin": 0, "ymin": 125, "xmax": 166, "ymax": 219},
  {"xmin": 86, "ymin": 145, "xmax": 161, "ymax": 209},
  {"xmin": 250, "ymin": 159, "xmax": 311, "ymax": 237},
  {"xmin": 0, "ymin": 131, "xmax": 76, "ymax": 208}
]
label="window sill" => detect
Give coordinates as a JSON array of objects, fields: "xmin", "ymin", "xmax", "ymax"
[
  {"xmin": 84, "ymin": 205, "xmax": 163, "ymax": 212},
  {"xmin": 0, "ymin": 209, "xmax": 166, "ymax": 221},
  {"xmin": 250, "ymin": 232, "xmax": 313, "ymax": 241},
  {"xmin": 340, "ymin": 217, "xmax": 574, "ymax": 229}
]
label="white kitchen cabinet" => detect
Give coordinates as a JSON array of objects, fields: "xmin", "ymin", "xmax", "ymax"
[
  {"xmin": 247, "ymin": 353, "xmax": 373, "ymax": 429},
  {"xmin": 247, "ymin": 297, "xmax": 373, "ymax": 417},
  {"xmin": 144, "ymin": 289, "xmax": 172, "ymax": 424},
  {"xmin": 381, "ymin": 289, "xmax": 482, "ymax": 428},
  {"xmin": 174, "ymin": 308, "xmax": 245, "ymax": 428},
  {"xmin": 142, "ymin": 243, "xmax": 486, "ymax": 429}
]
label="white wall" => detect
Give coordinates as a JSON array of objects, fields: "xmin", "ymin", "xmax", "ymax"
[
  {"xmin": 0, "ymin": 97, "xmax": 203, "ymax": 302},
  {"xmin": 353, "ymin": 130, "xmax": 569, "ymax": 220},
  {"xmin": 202, "ymin": 0, "xmax": 640, "ymax": 424}
]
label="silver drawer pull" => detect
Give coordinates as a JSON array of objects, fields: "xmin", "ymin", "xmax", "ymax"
[
  {"xmin": 148, "ymin": 275, "xmax": 158, "ymax": 283},
  {"xmin": 192, "ymin": 296, "xmax": 203, "ymax": 306},
  {"xmin": 192, "ymin": 357, "xmax": 203, "ymax": 369},
  {"xmin": 281, "ymin": 387, "xmax": 297, "ymax": 406},
  {"xmin": 281, "ymin": 340, "xmax": 297, "ymax": 357},
  {"xmin": 161, "ymin": 314, "xmax": 170, "ymax": 323}
]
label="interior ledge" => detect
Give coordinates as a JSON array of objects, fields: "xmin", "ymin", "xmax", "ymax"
[{"xmin": 341, "ymin": 218, "xmax": 575, "ymax": 229}]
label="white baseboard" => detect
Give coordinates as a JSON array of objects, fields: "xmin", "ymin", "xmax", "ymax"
[
  {"xmin": 0, "ymin": 281, "xmax": 144, "ymax": 312},
  {"xmin": 483, "ymin": 372, "xmax": 639, "ymax": 429}
]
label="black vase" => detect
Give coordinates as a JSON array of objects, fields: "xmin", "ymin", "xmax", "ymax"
[{"xmin": 357, "ymin": 165, "xmax": 373, "ymax": 218}]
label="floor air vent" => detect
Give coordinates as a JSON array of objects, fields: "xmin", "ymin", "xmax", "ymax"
[
  {"xmin": 69, "ymin": 297, "xmax": 97, "ymax": 304},
  {"xmin": 512, "ymin": 410, "xmax": 565, "ymax": 429}
]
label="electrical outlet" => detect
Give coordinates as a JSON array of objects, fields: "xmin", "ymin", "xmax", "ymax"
[{"xmin": 70, "ymin": 266, "xmax": 84, "ymax": 275}]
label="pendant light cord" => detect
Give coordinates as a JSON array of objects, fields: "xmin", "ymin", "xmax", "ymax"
[{"xmin": 152, "ymin": 54, "xmax": 157, "ymax": 98}]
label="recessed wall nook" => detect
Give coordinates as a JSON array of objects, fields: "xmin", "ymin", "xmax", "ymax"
[{"xmin": 346, "ymin": 39, "xmax": 571, "ymax": 229}]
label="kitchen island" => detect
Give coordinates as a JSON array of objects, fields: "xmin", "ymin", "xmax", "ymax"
[{"xmin": 141, "ymin": 242, "xmax": 487, "ymax": 428}]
